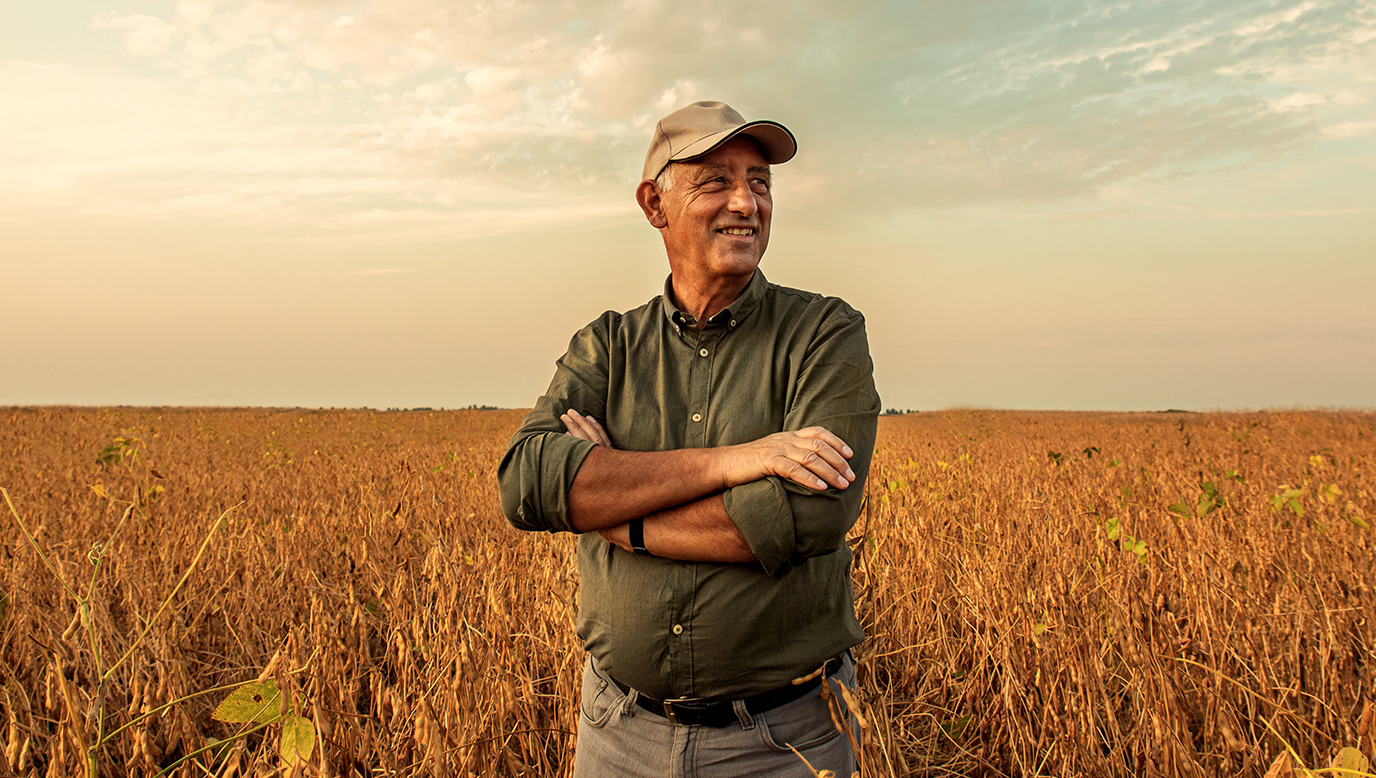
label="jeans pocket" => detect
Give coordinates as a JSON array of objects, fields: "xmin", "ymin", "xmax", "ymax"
[
  {"xmin": 579, "ymin": 656, "xmax": 621, "ymax": 729},
  {"xmin": 754, "ymin": 686, "xmax": 846, "ymax": 753}
]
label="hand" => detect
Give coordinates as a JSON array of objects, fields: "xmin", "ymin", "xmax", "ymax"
[
  {"xmin": 561, "ymin": 409, "xmax": 612, "ymax": 448},
  {"xmin": 565, "ymin": 411, "xmax": 630, "ymax": 548},
  {"xmin": 597, "ymin": 522, "xmax": 632, "ymax": 551},
  {"xmin": 723, "ymin": 427, "xmax": 856, "ymax": 492}
]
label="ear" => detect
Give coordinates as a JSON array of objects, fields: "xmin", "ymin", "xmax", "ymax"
[{"xmin": 636, "ymin": 180, "xmax": 669, "ymax": 229}]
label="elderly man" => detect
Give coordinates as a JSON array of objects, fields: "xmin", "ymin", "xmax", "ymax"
[{"xmin": 498, "ymin": 101, "xmax": 880, "ymax": 776}]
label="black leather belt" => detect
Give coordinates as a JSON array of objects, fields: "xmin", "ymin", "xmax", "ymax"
[{"xmin": 609, "ymin": 654, "xmax": 845, "ymax": 728}]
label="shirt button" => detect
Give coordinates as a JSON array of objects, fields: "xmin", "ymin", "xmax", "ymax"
[
  {"xmin": 672, "ymin": 624, "xmax": 684, "ymax": 635},
  {"xmin": 691, "ymin": 412, "xmax": 703, "ymax": 423},
  {"xmin": 729, "ymin": 319, "xmax": 736, "ymax": 327},
  {"xmin": 699, "ymin": 348, "xmax": 709, "ymax": 357}
]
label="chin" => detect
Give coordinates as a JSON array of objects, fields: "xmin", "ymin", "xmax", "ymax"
[
  {"xmin": 711, "ymin": 259, "xmax": 762, "ymax": 279},
  {"xmin": 711, "ymin": 250, "xmax": 764, "ymax": 275}
]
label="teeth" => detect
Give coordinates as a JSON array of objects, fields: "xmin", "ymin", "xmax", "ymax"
[{"xmin": 721, "ymin": 228, "xmax": 753, "ymax": 235}]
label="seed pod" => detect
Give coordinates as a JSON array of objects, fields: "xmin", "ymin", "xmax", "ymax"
[
  {"xmin": 128, "ymin": 674, "xmax": 142, "ymax": 716},
  {"xmin": 313, "ymin": 702, "xmax": 332, "ymax": 739},
  {"xmin": 5, "ymin": 718, "xmax": 19, "ymax": 769},
  {"xmin": 277, "ymin": 669, "xmax": 290, "ymax": 719}
]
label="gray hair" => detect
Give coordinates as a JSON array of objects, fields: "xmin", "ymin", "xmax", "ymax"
[{"xmin": 653, "ymin": 162, "xmax": 678, "ymax": 193}]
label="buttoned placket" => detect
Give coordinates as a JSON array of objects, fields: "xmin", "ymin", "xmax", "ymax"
[
  {"xmin": 683, "ymin": 318, "xmax": 730, "ymax": 448},
  {"xmin": 669, "ymin": 311, "xmax": 737, "ymax": 692}
]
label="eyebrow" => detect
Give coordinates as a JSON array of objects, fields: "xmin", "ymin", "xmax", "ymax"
[{"xmin": 690, "ymin": 164, "xmax": 773, "ymax": 182}]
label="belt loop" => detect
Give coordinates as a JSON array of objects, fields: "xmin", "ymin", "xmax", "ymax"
[
  {"xmin": 621, "ymin": 687, "xmax": 639, "ymax": 717},
  {"xmin": 732, "ymin": 699, "xmax": 754, "ymax": 730}
]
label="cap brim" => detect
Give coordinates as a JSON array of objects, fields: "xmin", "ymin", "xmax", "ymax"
[{"xmin": 670, "ymin": 120, "xmax": 797, "ymax": 167}]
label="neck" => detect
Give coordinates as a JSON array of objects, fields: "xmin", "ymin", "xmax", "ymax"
[{"xmin": 669, "ymin": 270, "xmax": 752, "ymax": 328}]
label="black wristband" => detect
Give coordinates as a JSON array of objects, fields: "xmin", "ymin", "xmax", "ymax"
[{"xmin": 629, "ymin": 518, "xmax": 649, "ymax": 555}]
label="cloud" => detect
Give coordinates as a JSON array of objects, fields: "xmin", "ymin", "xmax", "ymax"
[
  {"xmin": 92, "ymin": 11, "xmax": 180, "ymax": 56},
  {"xmin": 1323, "ymin": 120, "xmax": 1376, "ymax": 138},
  {"xmin": 3, "ymin": 0, "xmax": 1370, "ymax": 231}
]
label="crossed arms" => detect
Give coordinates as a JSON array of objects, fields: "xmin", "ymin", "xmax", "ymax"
[
  {"xmin": 558, "ymin": 409, "xmax": 857, "ymax": 563},
  {"xmin": 497, "ymin": 305, "xmax": 880, "ymax": 575}
]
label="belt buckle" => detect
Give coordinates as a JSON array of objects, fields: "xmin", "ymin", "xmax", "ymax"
[{"xmin": 662, "ymin": 696, "xmax": 709, "ymax": 725}]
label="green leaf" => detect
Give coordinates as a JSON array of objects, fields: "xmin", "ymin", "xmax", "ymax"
[
  {"xmin": 1105, "ymin": 518, "xmax": 1121, "ymax": 541},
  {"xmin": 212, "ymin": 681, "xmax": 283, "ymax": 724},
  {"xmin": 1348, "ymin": 516, "xmax": 1370, "ymax": 530},
  {"xmin": 279, "ymin": 715, "xmax": 316, "ymax": 767},
  {"xmin": 1167, "ymin": 502, "xmax": 1190, "ymax": 516},
  {"xmin": 1287, "ymin": 499, "xmax": 1304, "ymax": 517},
  {"xmin": 1133, "ymin": 539, "xmax": 1147, "ymax": 556}
]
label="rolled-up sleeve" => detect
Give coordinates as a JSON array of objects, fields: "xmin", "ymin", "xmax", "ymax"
[
  {"xmin": 498, "ymin": 314, "xmax": 614, "ymax": 533},
  {"xmin": 721, "ymin": 305, "xmax": 880, "ymax": 574}
]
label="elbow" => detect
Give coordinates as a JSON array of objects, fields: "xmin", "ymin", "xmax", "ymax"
[
  {"xmin": 497, "ymin": 433, "xmax": 590, "ymax": 534},
  {"xmin": 499, "ymin": 481, "xmax": 538, "ymax": 532},
  {"xmin": 497, "ymin": 470, "xmax": 529, "ymax": 531},
  {"xmin": 788, "ymin": 490, "xmax": 863, "ymax": 561},
  {"xmin": 792, "ymin": 525, "xmax": 850, "ymax": 560},
  {"xmin": 496, "ymin": 446, "xmax": 544, "ymax": 532}
]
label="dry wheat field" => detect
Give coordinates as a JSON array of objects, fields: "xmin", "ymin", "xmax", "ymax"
[{"xmin": 1, "ymin": 406, "xmax": 1373, "ymax": 777}]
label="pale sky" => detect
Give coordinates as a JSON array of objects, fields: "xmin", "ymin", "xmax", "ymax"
[{"xmin": 3, "ymin": 1, "xmax": 1374, "ymax": 411}]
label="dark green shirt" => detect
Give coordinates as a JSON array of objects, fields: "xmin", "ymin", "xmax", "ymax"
[{"xmin": 498, "ymin": 269, "xmax": 880, "ymax": 699}]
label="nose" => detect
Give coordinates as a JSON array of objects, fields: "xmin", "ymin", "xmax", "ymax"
[{"xmin": 727, "ymin": 179, "xmax": 758, "ymax": 218}]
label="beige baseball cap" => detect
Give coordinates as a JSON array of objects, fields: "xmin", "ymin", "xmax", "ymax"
[{"xmin": 641, "ymin": 101, "xmax": 797, "ymax": 182}]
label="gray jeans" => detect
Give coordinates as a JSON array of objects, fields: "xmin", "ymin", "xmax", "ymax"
[{"xmin": 571, "ymin": 652, "xmax": 860, "ymax": 778}]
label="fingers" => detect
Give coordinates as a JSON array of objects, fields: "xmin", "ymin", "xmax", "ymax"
[
  {"xmin": 795, "ymin": 426, "xmax": 855, "ymax": 459},
  {"xmin": 598, "ymin": 523, "xmax": 631, "ymax": 551},
  {"xmin": 778, "ymin": 448, "xmax": 851, "ymax": 491},
  {"xmin": 755, "ymin": 428, "xmax": 856, "ymax": 491},
  {"xmin": 795, "ymin": 435, "xmax": 855, "ymax": 483},
  {"xmin": 561, "ymin": 409, "xmax": 613, "ymax": 447}
]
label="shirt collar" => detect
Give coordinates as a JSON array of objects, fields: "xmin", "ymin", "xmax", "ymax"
[{"xmin": 660, "ymin": 269, "xmax": 769, "ymax": 332}]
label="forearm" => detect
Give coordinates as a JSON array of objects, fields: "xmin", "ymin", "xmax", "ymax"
[
  {"xmin": 602, "ymin": 495, "xmax": 757, "ymax": 564},
  {"xmin": 567, "ymin": 446, "xmax": 727, "ymax": 531}
]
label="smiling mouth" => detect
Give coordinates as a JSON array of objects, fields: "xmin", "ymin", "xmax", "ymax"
[{"xmin": 719, "ymin": 227, "xmax": 754, "ymax": 236}]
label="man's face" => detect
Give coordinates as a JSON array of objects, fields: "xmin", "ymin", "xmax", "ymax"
[{"xmin": 653, "ymin": 136, "xmax": 772, "ymax": 284}]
